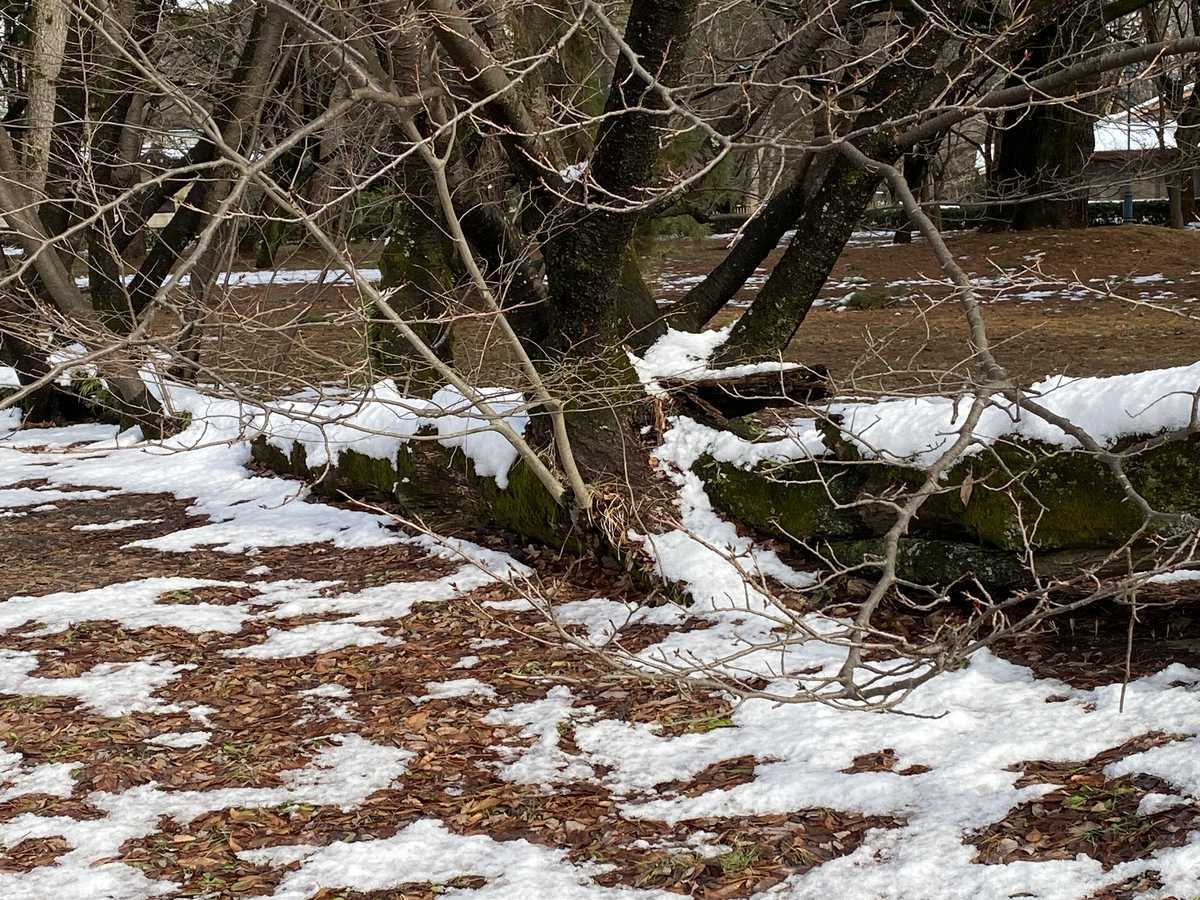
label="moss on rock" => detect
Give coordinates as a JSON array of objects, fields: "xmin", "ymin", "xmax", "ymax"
[
  {"xmin": 825, "ymin": 537, "xmax": 1032, "ymax": 588},
  {"xmin": 250, "ymin": 434, "xmax": 579, "ymax": 549},
  {"xmin": 696, "ymin": 433, "xmax": 1200, "ymax": 585},
  {"xmin": 695, "ymin": 455, "xmax": 868, "ymax": 540}
]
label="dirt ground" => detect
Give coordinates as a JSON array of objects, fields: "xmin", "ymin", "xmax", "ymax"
[
  {"xmin": 191, "ymin": 224, "xmax": 1200, "ymax": 396},
  {"xmin": 663, "ymin": 225, "xmax": 1200, "ymax": 392}
]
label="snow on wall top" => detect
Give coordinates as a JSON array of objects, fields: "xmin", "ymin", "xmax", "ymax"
[
  {"xmin": 829, "ymin": 362, "xmax": 1200, "ymax": 466},
  {"xmin": 636, "ymin": 328, "xmax": 1200, "ymax": 470},
  {"xmin": 259, "ymin": 381, "xmax": 529, "ymax": 489}
]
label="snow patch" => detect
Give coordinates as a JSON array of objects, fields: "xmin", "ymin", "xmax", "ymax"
[
  {"xmin": 146, "ymin": 731, "xmax": 211, "ymax": 749},
  {"xmin": 224, "ymin": 622, "xmax": 395, "ymax": 658},
  {"xmin": 0, "ymin": 650, "xmax": 190, "ymax": 716}
]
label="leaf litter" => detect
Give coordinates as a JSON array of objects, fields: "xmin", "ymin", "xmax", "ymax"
[{"xmin": 2, "ymin": 421, "xmax": 1200, "ymax": 898}]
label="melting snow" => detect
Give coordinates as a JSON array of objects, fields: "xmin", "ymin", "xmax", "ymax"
[
  {"xmin": 224, "ymin": 621, "xmax": 395, "ymax": 658},
  {"xmin": 0, "ymin": 650, "xmax": 190, "ymax": 716},
  {"xmin": 71, "ymin": 518, "xmax": 160, "ymax": 532},
  {"xmin": 416, "ymin": 678, "xmax": 498, "ymax": 704},
  {"xmin": 0, "ymin": 735, "xmax": 409, "ymax": 899},
  {"xmin": 146, "ymin": 731, "xmax": 211, "ymax": 749}
]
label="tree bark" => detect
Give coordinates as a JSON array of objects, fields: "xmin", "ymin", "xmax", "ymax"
[
  {"xmin": 372, "ymin": 188, "xmax": 458, "ymax": 394},
  {"xmin": 987, "ymin": 99, "xmax": 1094, "ymax": 230},
  {"xmin": 893, "ymin": 144, "xmax": 935, "ymax": 244},
  {"xmin": 984, "ymin": 17, "xmax": 1102, "ymax": 232},
  {"xmin": 23, "ymin": 0, "xmax": 69, "ymax": 195},
  {"xmin": 717, "ymin": 151, "xmax": 882, "ymax": 363},
  {"xmin": 541, "ymin": 0, "xmax": 698, "ymax": 355}
]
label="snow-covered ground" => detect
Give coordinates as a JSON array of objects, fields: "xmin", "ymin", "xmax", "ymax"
[{"xmin": 1, "ymin": 357, "xmax": 1199, "ymax": 897}]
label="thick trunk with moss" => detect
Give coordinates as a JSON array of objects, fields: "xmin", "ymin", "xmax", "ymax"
[
  {"xmin": 542, "ymin": 0, "xmax": 697, "ymax": 354},
  {"xmin": 370, "ymin": 196, "xmax": 458, "ymax": 394},
  {"xmin": 252, "ymin": 434, "xmax": 582, "ymax": 550}
]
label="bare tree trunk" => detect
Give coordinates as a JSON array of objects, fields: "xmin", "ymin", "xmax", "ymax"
[
  {"xmin": 985, "ymin": 14, "xmax": 1105, "ymax": 232},
  {"xmin": 100, "ymin": 3, "xmax": 285, "ymax": 329},
  {"xmin": 541, "ymin": 0, "xmax": 698, "ymax": 355},
  {"xmin": 893, "ymin": 146, "xmax": 934, "ymax": 244},
  {"xmin": 1169, "ymin": 181, "xmax": 1186, "ymax": 228},
  {"xmin": 1176, "ymin": 99, "xmax": 1200, "ymax": 225},
  {"xmin": 172, "ymin": 220, "xmax": 236, "ymax": 382},
  {"xmin": 23, "ymin": 0, "xmax": 69, "ymax": 195}
]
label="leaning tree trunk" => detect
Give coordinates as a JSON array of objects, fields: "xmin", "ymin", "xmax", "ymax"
[
  {"xmin": 715, "ymin": 151, "xmax": 883, "ymax": 363},
  {"xmin": 679, "ymin": 29, "xmax": 951, "ymax": 362},
  {"xmin": 666, "ymin": 154, "xmax": 827, "ymax": 333}
]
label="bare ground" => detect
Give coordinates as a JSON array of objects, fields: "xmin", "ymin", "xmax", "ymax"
[
  {"xmin": 176, "ymin": 225, "xmax": 1200, "ymax": 397},
  {"xmin": 687, "ymin": 225, "xmax": 1200, "ymax": 392}
]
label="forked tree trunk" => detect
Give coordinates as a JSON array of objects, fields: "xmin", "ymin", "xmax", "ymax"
[{"xmin": 515, "ymin": 0, "xmax": 699, "ymax": 506}]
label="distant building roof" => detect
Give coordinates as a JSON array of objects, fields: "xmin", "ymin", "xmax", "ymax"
[
  {"xmin": 1092, "ymin": 85, "xmax": 1192, "ymax": 152},
  {"xmin": 1094, "ymin": 111, "xmax": 1176, "ymax": 152}
]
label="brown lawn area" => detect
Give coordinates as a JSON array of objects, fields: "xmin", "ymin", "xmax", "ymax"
[
  {"xmin": 672, "ymin": 225, "xmax": 1200, "ymax": 393},
  {"xmin": 182, "ymin": 224, "xmax": 1200, "ymax": 395}
]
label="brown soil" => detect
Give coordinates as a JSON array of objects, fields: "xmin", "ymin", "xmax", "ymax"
[
  {"xmin": 669, "ymin": 225, "xmax": 1200, "ymax": 392},
  {"xmin": 167, "ymin": 224, "xmax": 1200, "ymax": 398},
  {"xmin": 969, "ymin": 733, "xmax": 1200, "ymax": 870}
]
